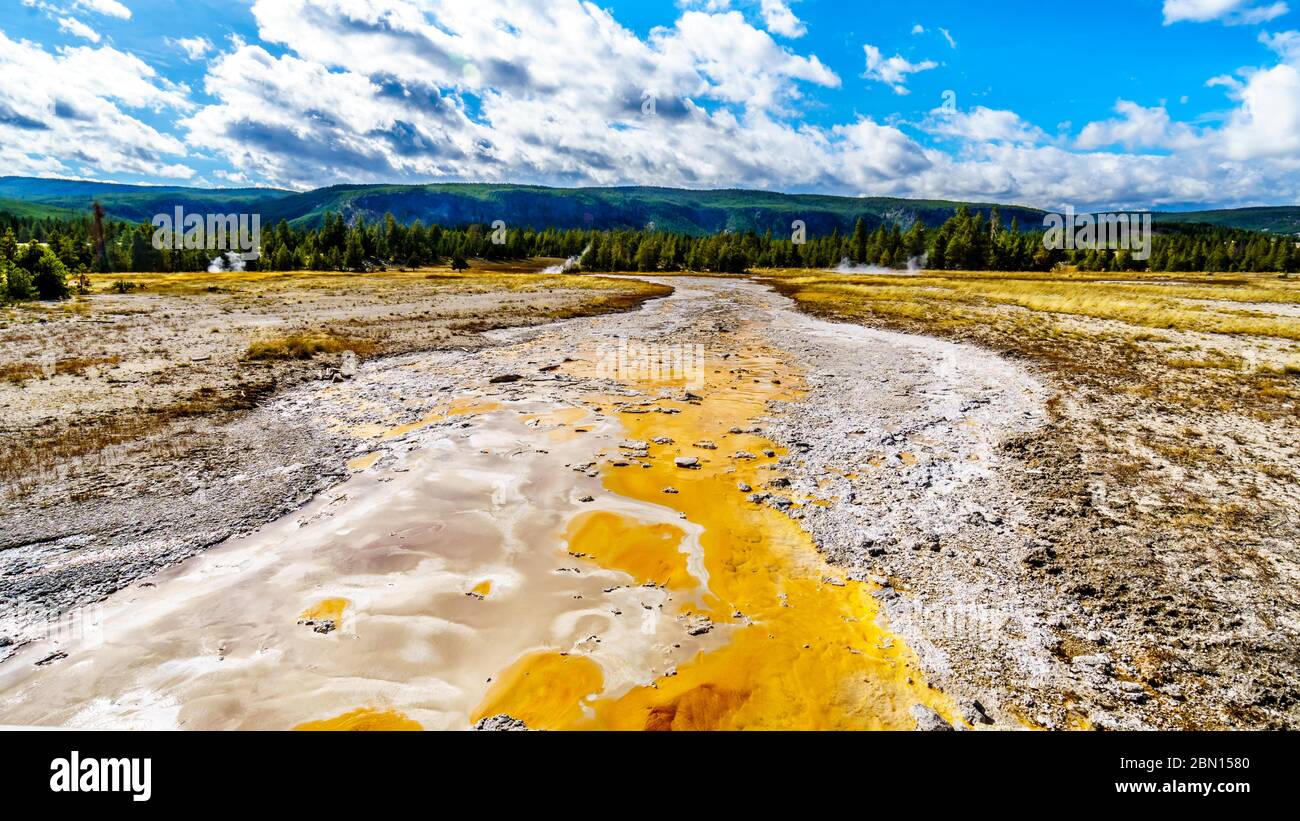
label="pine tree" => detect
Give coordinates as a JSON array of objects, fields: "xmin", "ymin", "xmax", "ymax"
[
  {"xmin": 851, "ymin": 217, "xmax": 867, "ymax": 263},
  {"xmin": 0, "ymin": 227, "xmax": 17, "ymax": 261},
  {"xmin": 344, "ymin": 229, "xmax": 366, "ymax": 271},
  {"xmin": 32, "ymin": 248, "xmax": 70, "ymax": 300}
]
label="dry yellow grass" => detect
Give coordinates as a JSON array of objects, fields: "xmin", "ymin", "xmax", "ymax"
[
  {"xmin": 245, "ymin": 331, "xmax": 375, "ymax": 361},
  {"xmin": 0, "ymin": 355, "xmax": 121, "ymax": 385},
  {"xmin": 761, "ymin": 268, "xmax": 1300, "ymax": 429},
  {"xmin": 85, "ymin": 264, "xmax": 668, "ymax": 299},
  {"xmin": 761, "ymin": 270, "xmax": 1300, "ymax": 340}
]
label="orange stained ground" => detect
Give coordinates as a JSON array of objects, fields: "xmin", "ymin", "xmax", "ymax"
[
  {"xmin": 565, "ymin": 511, "xmax": 695, "ymax": 590},
  {"xmin": 473, "ymin": 326, "xmax": 960, "ymax": 730},
  {"xmin": 379, "ymin": 398, "xmax": 502, "ymax": 440},
  {"xmin": 298, "ymin": 597, "xmax": 348, "ymax": 627},
  {"xmin": 347, "ymin": 452, "xmax": 381, "ymax": 470},
  {"xmin": 295, "ymin": 707, "xmax": 422, "ymax": 731},
  {"xmin": 472, "ymin": 652, "xmax": 605, "ymax": 730}
]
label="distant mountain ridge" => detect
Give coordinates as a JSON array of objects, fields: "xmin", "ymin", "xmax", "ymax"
[
  {"xmin": 0, "ymin": 177, "xmax": 285, "ymax": 224},
  {"xmin": 1154, "ymin": 206, "xmax": 1300, "ymax": 235},
  {"xmin": 1, "ymin": 176, "xmax": 1297, "ymax": 236}
]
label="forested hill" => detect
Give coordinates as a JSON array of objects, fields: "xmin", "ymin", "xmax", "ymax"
[
  {"xmin": 252, "ymin": 184, "xmax": 1049, "ymax": 235},
  {"xmin": 1155, "ymin": 206, "xmax": 1300, "ymax": 235},
  {"xmin": 1, "ymin": 176, "xmax": 1298, "ymax": 237},
  {"xmin": 0, "ymin": 177, "xmax": 285, "ymax": 224},
  {"xmin": 0, "ymin": 176, "xmax": 1044, "ymax": 235}
]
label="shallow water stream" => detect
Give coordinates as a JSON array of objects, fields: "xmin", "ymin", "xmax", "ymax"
[{"xmin": 0, "ymin": 279, "xmax": 1041, "ymax": 730}]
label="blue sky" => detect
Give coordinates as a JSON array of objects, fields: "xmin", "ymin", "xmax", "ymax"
[{"xmin": 3, "ymin": 0, "xmax": 1299, "ymax": 209}]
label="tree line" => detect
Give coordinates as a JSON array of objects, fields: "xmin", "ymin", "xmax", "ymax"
[{"xmin": 1, "ymin": 205, "xmax": 1296, "ymax": 302}]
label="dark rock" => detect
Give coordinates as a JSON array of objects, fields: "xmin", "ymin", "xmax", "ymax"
[
  {"xmin": 962, "ymin": 700, "xmax": 994, "ymax": 725},
  {"xmin": 473, "ymin": 714, "xmax": 533, "ymax": 731}
]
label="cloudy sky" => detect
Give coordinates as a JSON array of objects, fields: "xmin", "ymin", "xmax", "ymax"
[{"xmin": 2, "ymin": 0, "xmax": 1299, "ymax": 210}]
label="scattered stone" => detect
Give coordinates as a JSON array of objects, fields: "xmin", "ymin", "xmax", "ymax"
[
  {"xmin": 674, "ymin": 456, "xmax": 699, "ymax": 468},
  {"xmin": 578, "ymin": 495, "xmax": 594, "ymax": 503},
  {"xmin": 473, "ymin": 714, "xmax": 533, "ymax": 731},
  {"xmin": 694, "ymin": 440, "xmax": 717, "ymax": 450},
  {"xmin": 1073, "ymin": 653, "xmax": 1112, "ymax": 672},
  {"xmin": 298, "ymin": 618, "xmax": 336, "ymax": 634},
  {"xmin": 685, "ymin": 614, "xmax": 714, "ymax": 636},
  {"xmin": 737, "ymin": 482, "xmax": 752, "ymax": 492},
  {"xmin": 663, "ymin": 486, "xmax": 679, "ymax": 494},
  {"xmin": 489, "ymin": 374, "xmax": 524, "ymax": 384},
  {"xmin": 1118, "ymin": 681, "xmax": 1147, "ymax": 702},
  {"xmin": 962, "ymin": 700, "xmax": 994, "ymax": 725}
]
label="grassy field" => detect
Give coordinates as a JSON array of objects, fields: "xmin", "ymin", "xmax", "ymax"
[
  {"xmin": 761, "ymin": 269, "xmax": 1300, "ymax": 413},
  {"xmin": 761, "ymin": 268, "xmax": 1300, "ymax": 336},
  {"xmin": 84, "ymin": 260, "xmax": 654, "ymax": 300}
]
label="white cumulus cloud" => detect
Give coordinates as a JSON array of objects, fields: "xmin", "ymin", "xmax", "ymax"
[
  {"xmin": 0, "ymin": 30, "xmax": 192, "ymax": 179},
  {"xmin": 862, "ymin": 43, "xmax": 937, "ymax": 94},
  {"xmin": 57, "ymin": 16, "xmax": 100, "ymax": 42},
  {"xmin": 169, "ymin": 36, "xmax": 213, "ymax": 61},
  {"xmin": 1075, "ymin": 100, "xmax": 1201, "ymax": 151},
  {"xmin": 926, "ymin": 105, "xmax": 1047, "ymax": 145},
  {"xmin": 75, "ymin": 0, "xmax": 132, "ymax": 20},
  {"xmin": 759, "ymin": 0, "xmax": 805, "ymax": 38},
  {"xmin": 1162, "ymin": 0, "xmax": 1289, "ymax": 25},
  {"xmin": 6, "ymin": 0, "xmax": 1300, "ymax": 212}
]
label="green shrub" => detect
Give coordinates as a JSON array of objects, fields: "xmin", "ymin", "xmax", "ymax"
[
  {"xmin": 32, "ymin": 248, "xmax": 70, "ymax": 301},
  {"xmin": 1, "ymin": 259, "xmax": 35, "ymax": 301}
]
